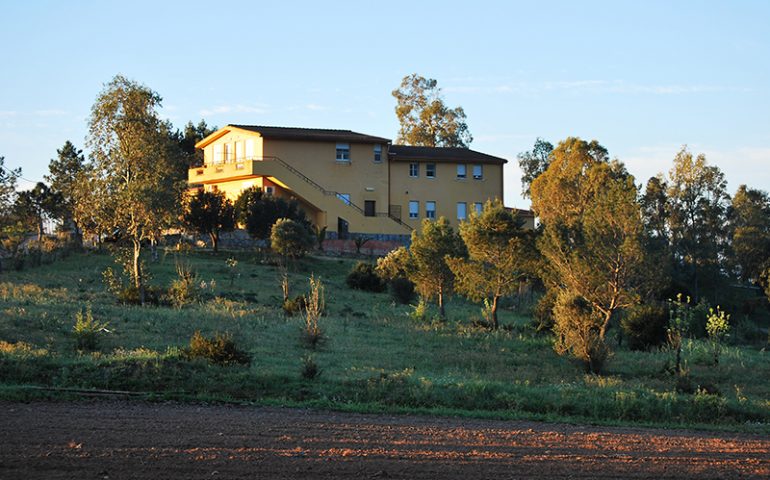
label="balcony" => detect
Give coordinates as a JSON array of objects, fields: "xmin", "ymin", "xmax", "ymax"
[{"xmin": 188, "ymin": 157, "xmax": 265, "ymax": 184}]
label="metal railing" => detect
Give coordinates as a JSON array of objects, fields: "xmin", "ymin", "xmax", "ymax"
[{"xmin": 200, "ymin": 156, "xmax": 413, "ymax": 231}]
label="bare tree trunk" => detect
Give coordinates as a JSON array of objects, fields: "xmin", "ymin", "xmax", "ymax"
[
  {"xmin": 438, "ymin": 288, "xmax": 446, "ymax": 319},
  {"xmin": 132, "ymin": 238, "xmax": 145, "ymax": 306},
  {"xmin": 491, "ymin": 295, "xmax": 499, "ymax": 330},
  {"xmin": 37, "ymin": 218, "xmax": 44, "ymax": 242},
  {"xmin": 210, "ymin": 231, "xmax": 219, "ymax": 253}
]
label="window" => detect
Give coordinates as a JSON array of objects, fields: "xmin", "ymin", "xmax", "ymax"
[
  {"xmin": 457, "ymin": 164, "xmax": 467, "ymax": 179},
  {"xmin": 245, "ymin": 139, "xmax": 255, "ymax": 159},
  {"xmin": 426, "ymin": 201, "xmax": 436, "ymax": 219},
  {"xmin": 473, "ymin": 164, "xmax": 483, "ymax": 180},
  {"xmin": 364, "ymin": 200, "xmax": 376, "ymax": 217},
  {"xmin": 213, "ymin": 144, "xmax": 223, "ymax": 165},
  {"xmin": 373, "ymin": 144, "xmax": 382, "ymax": 163},
  {"xmin": 336, "ymin": 143, "xmax": 350, "ymax": 163},
  {"xmin": 457, "ymin": 202, "xmax": 467, "ymax": 221},
  {"xmin": 426, "ymin": 163, "xmax": 436, "ymax": 178},
  {"xmin": 223, "ymin": 143, "xmax": 232, "ymax": 163},
  {"xmin": 337, "ymin": 193, "xmax": 351, "ymax": 205},
  {"xmin": 409, "ymin": 201, "xmax": 419, "ymax": 219},
  {"xmin": 265, "ymin": 186, "xmax": 275, "ymax": 196},
  {"xmin": 409, "ymin": 162, "xmax": 419, "ymax": 177},
  {"xmin": 235, "ymin": 141, "xmax": 244, "ymax": 161},
  {"xmin": 474, "ymin": 202, "xmax": 483, "ymax": 215}
]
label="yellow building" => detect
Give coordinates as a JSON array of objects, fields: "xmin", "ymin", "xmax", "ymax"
[{"xmin": 189, "ymin": 125, "xmax": 531, "ymax": 240}]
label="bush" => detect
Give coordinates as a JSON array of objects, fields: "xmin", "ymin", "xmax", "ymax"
[
  {"xmin": 621, "ymin": 303, "xmax": 668, "ymax": 351},
  {"xmin": 72, "ymin": 305, "xmax": 110, "ymax": 351},
  {"xmin": 167, "ymin": 261, "xmax": 200, "ymax": 308},
  {"xmin": 389, "ymin": 276, "xmax": 415, "ymax": 304},
  {"xmin": 183, "ymin": 330, "xmax": 251, "ymax": 366},
  {"xmin": 301, "ymin": 355, "xmax": 321, "ymax": 380},
  {"xmin": 552, "ymin": 291, "xmax": 611, "ymax": 374},
  {"xmin": 270, "ymin": 218, "xmax": 314, "ymax": 259},
  {"xmin": 282, "ymin": 295, "xmax": 306, "ymax": 316},
  {"xmin": 531, "ymin": 289, "xmax": 557, "ymax": 333},
  {"xmin": 345, "ymin": 262, "xmax": 386, "ymax": 292}
]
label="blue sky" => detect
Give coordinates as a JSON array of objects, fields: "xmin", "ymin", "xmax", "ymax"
[{"xmin": 1, "ymin": 0, "xmax": 768, "ymax": 207}]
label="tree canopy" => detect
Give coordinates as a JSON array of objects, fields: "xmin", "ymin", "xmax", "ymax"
[
  {"xmin": 86, "ymin": 74, "xmax": 185, "ymax": 303},
  {"xmin": 182, "ymin": 189, "xmax": 235, "ymax": 253},
  {"xmin": 392, "ymin": 74, "xmax": 472, "ymax": 148},
  {"xmin": 447, "ymin": 200, "xmax": 534, "ymax": 329}
]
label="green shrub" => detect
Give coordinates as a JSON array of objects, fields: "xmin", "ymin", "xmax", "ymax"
[
  {"xmin": 389, "ymin": 276, "xmax": 415, "ymax": 304},
  {"xmin": 621, "ymin": 303, "xmax": 668, "ymax": 351},
  {"xmin": 167, "ymin": 261, "xmax": 200, "ymax": 308},
  {"xmin": 552, "ymin": 291, "xmax": 611, "ymax": 374},
  {"xmin": 72, "ymin": 305, "xmax": 110, "ymax": 351},
  {"xmin": 282, "ymin": 295, "xmax": 306, "ymax": 316},
  {"xmin": 183, "ymin": 331, "xmax": 251, "ymax": 366},
  {"xmin": 270, "ymin": 218, "xmax": 314, "ymax": 259},
  {"xmin": 345, "ymin": 262, "xmax": 386, "ymax": 292},
  {"xmin": 301, "ymin": 355, "xmax": 321, "ymax": 380},
  {"xmin": 531, "ymin": 289, "xmax": 557, "ymax": 333}
]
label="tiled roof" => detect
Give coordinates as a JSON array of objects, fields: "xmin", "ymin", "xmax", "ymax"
[
  {"xmin": 229, "ymin": 125, "xmax": 390, "ymax": 144},
  {"xmin": 388, "ymin": 145, "xmax": 508, "ymax": 164}
]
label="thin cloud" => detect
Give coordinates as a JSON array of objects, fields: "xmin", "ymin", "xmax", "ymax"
[
  {"xmin": 305, "ymin": 103, "xmax": 327, "ymax": 111},
  {"xmin": 0, "ymin": 110, "xmax": 17, "ymax": 117}
]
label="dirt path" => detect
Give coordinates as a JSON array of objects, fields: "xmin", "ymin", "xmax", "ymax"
[{"xmin": 1, "ymin": 401, "xmax": 768, "ymax": 479}]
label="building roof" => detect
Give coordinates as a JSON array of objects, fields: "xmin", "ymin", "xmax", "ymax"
[
  {"xmin": 228, "ymin": 125, "xmax": 390, "ymax": 144},
  {"xmin": 388, "ymin": 145, "xmax": 508, "ymax": 165}
]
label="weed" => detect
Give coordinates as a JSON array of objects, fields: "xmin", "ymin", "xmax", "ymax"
[
  {"xmin": 301, "ymin": 355, "xmax": 321, "ymax": 380},
  {"xmin": 300, "ymin": 276, "xmax": 325, "ymax": 348},
  {"xmin": 72, "ymin": 304, "xmax": 110, "ymax": 351}
]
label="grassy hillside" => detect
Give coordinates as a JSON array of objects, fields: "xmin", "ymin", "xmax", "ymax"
[{"xmin": 0, "ymin": 249, "xmax": 768, "ymax": 432}]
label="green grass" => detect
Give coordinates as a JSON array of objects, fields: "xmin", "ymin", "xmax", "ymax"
[{"xmin": 1, "ymin": 249, "xmax": 768, "ymax": 433}]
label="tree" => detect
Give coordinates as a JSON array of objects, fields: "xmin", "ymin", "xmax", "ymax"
[
  {"xmin": 530, "ymin": 138, "xmax": 653, "ymax": 371},
  {"xmin": 516, "ymin": 138, "xmax": 554, "ymax": 198},
  {"xmin": 45, "ymin": 140, "xmax": 86, "ymax": 242},
  {"xmin": 392, "ymin": 74, "xmax": 472, "ymax": 148},
  {"xmin": 270, "ymin": 218, "xmax": 314, "ymax": 259},
  {"xmin": 13, "ymin": 182, "xmax": 62, "ymax": 241},
  {"xmin": 446, "ymin": 200, "xmax": 533, "ymax": 329},
  {"xmin": 86, "ymin": 75, "xmax": 185, "ymax": 304},
  {"xmin": 727, "ymin": 185, "xmax": 770, "ymax": 285},
  {"xmin": 378, "ymin": 217, "xmax": 465, "ymax": 318},
  {"xmin": 177, "ymin": 120, "xmax": 216, "ymax": 168},
  {"xmin": 666, "ymin": 147, "xmax": 729, "ymax": 301},
  {"xmin": 182, "ymin": 189, "xmax": 235, "ymax": 253},
  {"xmin": 235, "ymin": 187, "xmax": 309, "ymax": 240},
  {"xmin": 0, "ymin": 156, "xmax": 20, "ymax": 221}
]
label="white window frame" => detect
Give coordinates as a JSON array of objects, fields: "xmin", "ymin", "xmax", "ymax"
[
  {"xmin": 426, "ymin": 201, "xmax": 436, "ymax": 219},
  {"xmin": 373, "ymin": 144, "xmax": 382, "ymax": 163},
  {"xmin": 409, "ymin": 162, "xmax": 419, "ymax": 178},
  {"xmin": 457, "ymin": 202, "xmax": 467, "ymax": 221},
  {"xmin": 235, "ymin": 141, "xmax": 244, "ymax": 161},
  {"xmin": 245, "ymin": 139, "xmax": 255, "ymax": 159},
  {"xmin": 409, "ymin": 200, "xmax": 419, "ymax": 219},
  {"xmin": 457, "ymin": 164, "xmax": 467, "ymax": 179},
  {"xmin": 265, "ymin": 186, "xmax": 275, "ymax": 196},
  {"xmin": 336, "ymin": 143, "xmax": 351, "ymax": 163},
  {"xmin": 473, "ymin": 164, "xmax": 483, "ymax": 180},
  {"xmin": 212, "ymin": 144, "xmax": 223, "ymax": 165},
  {"xmin": 223, "ymin": 143, "xmax": 232, "ymax": 163},
  {"xmin": 426, "ymin": 163, "xmax": 436, "ymax": 178}
]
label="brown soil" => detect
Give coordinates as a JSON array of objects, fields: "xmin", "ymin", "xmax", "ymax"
[{"xmin": 1, "ymin": 401, "xmax": 768, "ymax": 479}]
